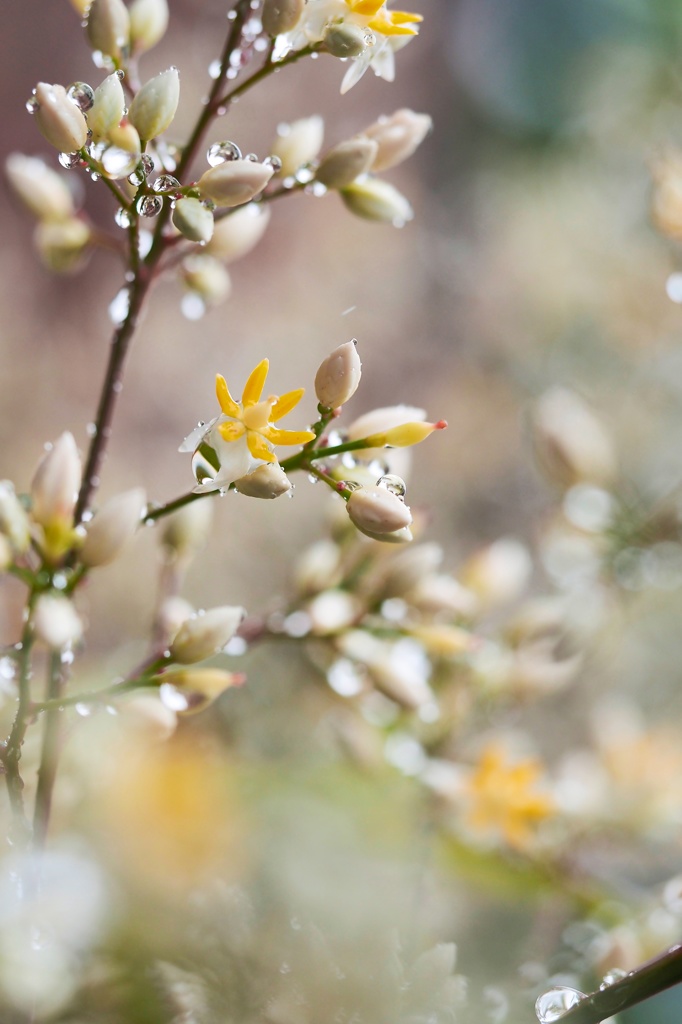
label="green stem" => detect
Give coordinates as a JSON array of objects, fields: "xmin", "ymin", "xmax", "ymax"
[
  {"xmin": 31, "ymin": 652, "xmax": 65, "ymax": 853},
  {"xmin": 144, "ymin": 489, "xmax": 215, "ymax": 524},
  {"xmin": 79, "ymin": 148, "xmax": 130, "ymax": 208},
  {"xmin": 1, "ymin": 589, "xmax": 38, "ymax": 843},
  {"xmin": 216, "ymin": 44, "xmax": 314, "ymax": 108},
  {"xmin": 280, "ymin": 437, "xmax": 371, "ymax": 472},
  {"xmin": 32, "ymin": 657, "xmax": 168, "ymax": 714}
]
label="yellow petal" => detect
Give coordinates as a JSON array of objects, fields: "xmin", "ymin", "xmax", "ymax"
[
  {"xmin": 350, "ymin": 0, "xmax": 385, "ymax": 14},
  {"xmin": 215, "ymin": 374, "xmax": 241, "ymax": 418},
  {"xmin": 270, "ymin": 388, "xmax": 305, "ymax": 422},
  {"xmin": 262, "ymin": 426, "xmax": 316, "ymax": 446},
  {"xmin": 242, "ymin": 359, "xmax": 269, "ymax": 406},
  {"xmin": 388, "ymin": 9, "xmax": 423, "ymax": 23},
  {"xmin": 247, "ymin": 432, "xmax": 277, "ymax": 462},
  {"xmin": 368, "ymin": 14, "xmax": 419, "ymax": 34},
  {"xmin": 218, "ymin": 420, "xmax": 246, "ymax": 442}
]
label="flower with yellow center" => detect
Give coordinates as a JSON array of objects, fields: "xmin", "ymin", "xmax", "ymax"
[
  {"xmin": 180, "ymin": 359, "xmax": 315, "ymax": 493},
  {"xmin": 463, "ymin": 744, "xmax": 554, "ymax": 850}
]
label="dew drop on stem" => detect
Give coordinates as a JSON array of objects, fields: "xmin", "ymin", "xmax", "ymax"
[{"xmin": 535, "ymin": 987, "xmax": 585, "ymax": 1023}]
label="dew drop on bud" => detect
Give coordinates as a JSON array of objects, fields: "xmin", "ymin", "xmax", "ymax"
[
  {"xmin": 115, "ymin": 69, "xmax": 125, "ymax": 80},
  {"xmin": 376, "ymin": 474, "xmax": 407, "ymax": 498},
  {"xmin": 245, "ymin": 152, "xmax": 259, "ymax": 162},
  {"xmin": 25, "ymin": 95, "xmax": 39, "ymax": 114},
  {"xmin": 535, "ymin": 987, "xmax": 585, "ymax": 1023},
  {"xmin": 136, "ymin": 194, "xmax": 163, "ymax": 217},
  {"xmin": 58, "ymin": 151, "xmax": 82, "ymax": 170},
  {"xmin": 152, "ymin": 174, "xmax": 181, "ymax": 193},
  {"xmin": 206, "ymin": 140, "xmax": 242, "ymax": 166},
  {"xmin": 340, "ymin": 480, "xmax": 362, "ymax": 492},
  {"xmin": 101, "ymin": 146, "xmax": 139, "ymax": 178},
  {"xmin": 263, "ymin": 155, "xmax": 282, "ymax": 172},
  {"xmin": 599, "ymin": 969, "xmax": 627, "ymax": 989},
  {"xmin": 159, "ymin": 683, "xmax": 190, "ymax": 712},
  {"xmin": 114, "ymin": 207, "xmax": 132, "ymax": 229},
  {"xmin": 66, "ymin": 81, "xmax": 95, "ymax": 112}
]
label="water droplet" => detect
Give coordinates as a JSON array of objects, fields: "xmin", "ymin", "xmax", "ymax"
[
  {"xmin": 363, "ymin": 29, "xmax": 376, "ymax": 45},
  {"xmin": 535, "ymin": 988, "xmax": 585, "ymax": 1023},
  {"xmin": 138, "ymin": 229, "xmax": 153, "ymax": 256},
  {"xmin": 263, "ymin": 154, "xmax": 282, "ymax": 172},
  {"xmin": 340, "ymin": 480, "xmax": 362, "ymax": 492},
  {"xmin": 308, "ymin": 181, "xmax": 327, "ymax": 197},
  {"xmin": 136, "ymin": 194, "xmax": 163, "ymax": 217},
  {"xmin": 599, "ymin": 969, "xmax": 627, "ymax": 989},
  {"xmin": 152, "ymin": 173, "xmax": 181, "ymax": 193},
  {"xmin": 52, "ymin": 571, "xmax": 68, "ymax": 591},
  {"xmin": 58, "ymin": 151, "xmax": 82, "ymax": 169},
  {"xmin": 279, "ymin": 962, "xmax": 291, "ymax": 975},
  {"xmin": 75, "ymin": 703, "xmax": 94, "ymax": 717},
  {"xmin": 295, "ymin": 166, "xmax": 315, "ymax": 184},
  {"xmin": 283, "ymin": 611, "xmax": 311, "ymax": 638},
  {"xmin": 227, "ymin": 8, "xmax": 237, "ymax": 19},
  {"xmin": 0, "ymin": 658, "xmax": 16, "ymax": 682},
  {"xmin": 108, "ymin": 287, "xmax": 130, "ymax": 325},
  {"xmin": 90, "ymin": 171, "xmax": 101, "ymax": 182},
  {"xmin": 61, "ymin": 648, "xmax": 75, "ymax": 665},
  {"xmin": 160, "ymin": 683, "xmax": 190, "ymax": 711},
  {"xmin": 376, "ymin": 474, "xmax": 406, "ymax": 498},
  {"xmin": 181, "ymin": 292, "xmax": 207, "ymax": 320},
  {"xmin": 114, "ymin": 206, "xmax": 132, "ymax": 229},
  {"xmin": 25, "ymin": 95, "xmax": 39, "ymax": 114},
  {"xmin": 244, "ymin": 152, "xmax": 259, "ymax": 162},
  {"xmin": 100, "ymin": 145, "xmax": 139, "ymax": 179},
  {"xmin": 112, "ymin": 381, "xmax": 123, "ymax": 393},
  {"xmin": 115, "ymin": 69, "xmax": 125, "ymax": 80},
  {"xmin": 207, "ymin": 140, "xmax": 242, "ymax": 166},
  {"xmin": 66, "ymin": 81, "xmax": 95, "ymax": 111},
  {"xmin": 208, "ymin": 59, "xmax": 222, "ymax": 79},
  {"xmin": 127, "ymin": 154, "xmax": 155, "ymax": 186},
  {"xmin": 328, "ymin": 659, "xmax": 364, "ymax": 697},
  {"xmin": 91, "ymin": 49, "xmax": 113, "ymax": 69}
]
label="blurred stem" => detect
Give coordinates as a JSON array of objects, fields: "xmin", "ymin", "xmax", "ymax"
[
  {"xmin": 33, "ymin": 657, "xmax": 169, "ymax": 714},
  {"xmin": 1, "ymin": 589, "xmax": 38, "ymax": 844},
  {"xmin": 31, "ymin": 652, "xmax": 66, "ymax": 854},
  {"xmin": 144, "ymin": 490, "xmax": 214, "ymax": 523}
]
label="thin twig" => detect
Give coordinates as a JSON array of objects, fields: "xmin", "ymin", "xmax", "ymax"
[{"xmin": 31, "ymin": 652, "xmax": 65, "ymax": 853}]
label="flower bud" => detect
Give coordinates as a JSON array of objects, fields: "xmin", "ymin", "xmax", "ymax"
[
  {"xmin": 271, "ymin": 116, "xmax": 324, "ymax": 177},
  {"xmin": 33, "ymin": 595, "xmax": 83, "ymax": 650},
  {"xmin": 314, "ymin": 340, "xmax": 362, "ymax": 409},
  {"xmin": 35, "ymin": 217, "xmax": 90, "ymax": 273},
  {"xmin": 407, "ymin": 623, "xmax": 476, "ymax": 656},
  {"xmin": 315, "ymin": 138, "xmax": 378, "ymax": 190},
  {"xmin": 652, "ymin": 154, "xmax": 682, "ymax": 240},
  {"xmin": 340, "ymin": 177, "xmax": 413, "ymax": 225},
  {"xmin": 323, "ymin": 22, "xmax": 367, "ymax": 58},
  {"xmin": 262, "ymin": 0, "xmax": 305, "ymax": 36},
  {"xmin": 0, "ymin": 482, "xmax": 31, "ymax": 554},
  {"xmin": 129, "ymin": 0, "xmax": 169, "ymax": 53},
  {"xmin": 6, "ymin": 154, "xmax": 75, "ymax": 221},
  {"xmin": 307, "ymin": 590, "xmax": 360, "ymax": 634},
  {"xmin": 100, "ymin": 122, "xmax": 142, "ymax": 178},
  {"xmin": 160, "ymin": 667, "xmax": 245, "ymax": 714},
  {"xmin": 156, "ymin": 596, "xmax": 195, "ymax": 639},
  {"xmin": 234, "ymin": 463, "xmax": 292, "ymax": 499},
  {"xmin": 119, "ymin": 694, "xmax": 177, "ymax": 741},
  {"xmin": 363, "ymin": 419, "xmax": 447, "ymax": 449},
  {"xmin": 460, "ymin": 538, "xmax": 532, "ymax": 610},
  {"xmin": 32, "ymin": 83, "xmax": 88, "ymax": 153},
  {"xmin": 169, "ymin": 606, "xmax": 245, "ymax": 664},
  {"xmin": 161, "ymin": 500, "xmax": 213, "ymax": 558},
  {"xmin": 0, "ymin": 536, "xmax": 12, "ymax": 573},
  {"xmin": 346, "ymin": 406, "xmax": 425, "ymax": 462},
  {"xmin": 85, "ymin": 0, "xmax": 131, "ymax": 61},
  {"xmin": 69, "ymin": 0, "xmax": 90, "ymax": 14},
  {"xmin": 31, "ymin": 432, "xmax": 81, "ymax": 531},
  {"xmin": 347, "ymin": 486, "xmax": 412, "ymax": 536},
  {"xmin": 295, "ymin": 540, "xmax": 342, "ymax": 594},
  {"xmin": 87, "ymin": 73, "xmax": 126, "ymax": 142},
  {"xmin": 80, "ymin": 487, "xmax": 146, "ymax": 567},
  {"xmin": 181, "ymin": 254, "xmax": 231, "ymax": 304},
  {"xmin": 362, "ymin": 109, "xmax": 432, "ymax": 173},
  {"xmin": 172, "ymin": 197, "xmax": 214, "ymax": 244},
  {"xmin": 206, "ymin": 203, "xmax": 270, "ymax": 262},
  {"xmin": 532, "ymin": 388, "xmax": 616, "ymax": 489},
  {"xmin": 197, "ymin": 160, "xmax": 274, "ymax": 208},
  {"xmin": 128, "ymin": 67, "xmax": 180, "ymax": 142}
]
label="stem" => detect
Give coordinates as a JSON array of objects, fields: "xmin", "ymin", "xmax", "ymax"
[
  {"xmin": 31, "ymin": 652, "xmax": 65, "ymax": 854},
  {"xmin": 79, "ymin": 148, "xmax": 130, "ymax": 208},
  {"xmin": 32, "ymin": 656, "xmax": 169, "ymax": 714},
  {"xmin": 144, "ymin": 489, "xmax": 214, "ymax": 524},
  {"xmin": 1, "ymin": 591, "xmax": 38, "ymax": 843}
]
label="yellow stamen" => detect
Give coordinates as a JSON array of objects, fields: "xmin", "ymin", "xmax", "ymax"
[{"xmin": 218, "ymin": 421, "xmax": 246, "ymax": 442}]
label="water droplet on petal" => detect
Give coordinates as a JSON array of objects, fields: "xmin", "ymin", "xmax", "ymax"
[
  {"xmin": 599, "ymin": 969, "xmax": 627, "ymax": 989},
  {"xmin": 25, "ymin": 96, "xmax": 39, "ymax": 114},
  {"xmin": 159, "ymin": 683, "xmax": 190, "ymax": 711},
  {"xmin": 535, "ymin": 988, "xmax": 585, "ymax": 1023},
  {"xmin": 295, "ymin": 166, "xmax": 314, "ymax": 184},
  {"xmin": 136, "ymin": 194, "xmax": 163, "ymax": 217},
  {"xmin": 58, "ymin": 151, "xmax": 83, "ymax": 169},
  {"xmin": 108, "ymin": 287, "xmax": 130, "ymax": 325},
  {"xmin": 115, "ymin": 69, "xmax": 125, "ymax": 80},
  {"xmin": 102, "ymin": 146, "xmax": 139, "ymax": 178},
  {"xmin": 376, "ymin": 474, "xmax": 406, "ymax": 498},
  {"xmin": 152, "ymin": 174, "xmax": 181, "ymax": 193},
  {"xmin": 244, "ymin": 152, "xmax": 259, "ymax": 162},
  {"xmin": 207, "ymin": 140, "xmax": 242, "ymax": 166},
  {"xmin": 66, "ymin": 81, "xmax": 95, "ymax": 111},
  {"xmin": 114, "ymin": 206, "xmax": 132, "ymax": 229},
  {"xmin": 340, "ymin": 480, "xmax": 362, "ymax": 491},
  {"xmin": 263, "ymin": 154, "xmax": 282, "ymax": 172}
]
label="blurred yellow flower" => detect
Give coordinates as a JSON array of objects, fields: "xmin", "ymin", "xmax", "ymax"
[{"xmin": 464, "ymin": 744, "xmax": 554, "ymax": 849}]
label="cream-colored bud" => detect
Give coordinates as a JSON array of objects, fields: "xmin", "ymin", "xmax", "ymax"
[
  {"xmin": 0, "ymin": 536, "xmax": 11, "ymax": 573},
  {"xmin": 0, "ymin": 482, "xmax": 31, "ymax": 554},
  {"xmin": 33, "ymin": 595, "xmax": 83, "ymax": 650},
  {"xmin": 356, "ymin": 524, "xmax": 413, "ymax": 544},
  {"xmin": 161, "ymin": 500, "xmax": 213, "ymax": 558},
  {"xmin": 271, "ymin": 116, "xmax": 324, "ymax": 177},
  {"xmin": 197, "ymin": 160, "xmax": 274, "ymax": 208},
  {"xmin": 119, "ymin": 695, "xmax": 177, "ymax": 741},
  {"xmin": 32, "ymin": 83, "xmax": 88, "ymax": 153},
  {"xmin": 35, "ymin": 217, "xmax": 90, "ymax": 273},
  {"xmin": 86, "ymin": 0, "xmax": 131, "ymax": 60},
  {"xmin": 340, "ymin": 177, "xmax": 413, "ymax": 225},
  {"xmin": 6, "ymin": 154, "xmax": 74, "ymax": 221},
  {"xmin": 371, "ymin": 541, "xmax": 443, "ymax": 598},
  {"xmin": 315, "ymin": 340, "xmax": 362, "ymax": 409},
  {"xmin": 156, "ymin": 596, "xmax": 195, "ymax": 638},
  {"xmin": 234, "ymin": 463, "xmax": 292, "ymax": 499},
  {"xmin": 80, "ymin": 487, "xmax": 146, "ymax": 567},
  {"xmin": 160, "ymin": 667, "xmax": 244, "ymax": 714},
  {"xmin": 295, "ymin": 540, "xmax": 342, "ymax": 594},
  {"xmin": 181, "ymin": 254, "xmax": 231, "ymax": 304},
  {"xmin": 460, "ymin": 538, "xmax": 532, "ymax": 610},
  {"xmin": 172, "ymin": 197, "xmax": 214, "ymax": 244},
  {"xmin": 206, "ymin": 203, "xmax": 270, "ymax": 262},
  {"xmin": 262, "ymin": 0, "xmax": 305, "ymax": 36},
  {"xmin": 129, "ymin": 0, "xmax": 169, "ymax": 53},
  {"xmin": 170, "ymin": 606, "xmax": 245, "ymax": 664},
  {"xmin": 362, "ymin": 109, "xmax": 432, "ymax": 173},
  {"xmin": 346, "ymin": 404, "xmax": 425, "ymax": 462},
  {"xmin": 323, "ymin": 22, "xmax": 367, "ymax": 58},
  {"xmin": 307, "ymin": 590, "xmax": 360, "ymax": 634},
  {"xmin": 347, "ymin": 486, "xmax": 412, "ymax": 536},
  {"xmin": 128, "ymin": 67, "xmax": 180, "ymax": 142},
  {"xmin": 315, "ymin": 138, "xmax": 378, "ymax": 190},
  {"xmin": 532, "ymin": 388, "xmax": 616, "ymax": 489},
  {"xmin": 411, "ymin": 574, "xmax": 479, "ymax": 618},
  {"xmin": 87, "ymin": 73, "xmax": 126, "ymax": 141},
  {"xmin": 70, "ymin": 0, "xmax": 90, "ymax": 14},
  {"xmin": 31, "ymin": 432, "xmax": 81, "ymax": 530},
  {"xmin": 100, "ymin": 123, "xmax": 142, "ymax": 178},
  {"xmin": 652, "ymin": 154, "xmax": 682, "ymax": 240}
]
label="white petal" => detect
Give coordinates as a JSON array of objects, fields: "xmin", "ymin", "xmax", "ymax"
[
  {"xmin": 370, "ymin": 41, "xmax": 395, "ymax": 82},
  {"xmin": 178, "ymin": 416, "xmax": 218, "ymax": 454},
  {"xmin": 212, "ymin": 434, "xmax": 259, "ymax": 487},
  {"xmin": 340, "ymin": 52, "xmax": 371, "ymax": 94}
]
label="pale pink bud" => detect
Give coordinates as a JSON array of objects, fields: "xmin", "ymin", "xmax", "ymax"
[
  {"xmin": 87, "ymin": 73, "xmax": 126, "ymax": 142},
  {"xmin": 340, "ymin": 177, "xmax": 413, "ymax": 225},
  {"xmin": 129, "ymin": 0, "xmax": 169, "ymax": 53},
  {"xmin": 346, "ymin": 486, "xmax": 412, "ymax": 536},
  {"xmin": 234, "ymin": 463, "xmax": 292, "ymax": 499},
  {"xmin": 271, "ymin": 116, "xmax": 324, "ymax": 178},
  {"xmin": 33, "ymin": 595, "xmax": 83, "ymax": 649},
  {"xmin": 128, "ymin": 67, "xmax": 180, "ymax": 142},
  {"xmin": 262, "ymin": 0, "xmax": 305, "ymax": 36},
  {"xmin": 362, "ymin": 109, "xmax": 432, "ymax": 173},
  {"xmin": 31, "ymin": 432, "xmax": 81, "ymax": 530},
  {"xmin": 6, "ymin": 154, "xmax": 75, "ymax": 221},
  {"xmin": 80, "ymin": 487, "xmax": 146, "ymax": 567},
  {"xmin": 315, "ymin": 138, "xmax": 378, "ymax": 189},
  {"xmin": 197, "ymin": 159, "xmax": 274, "ymax": 208},
  {"xmin": 170, "ymin": 606, "xmax": 245, "ymax": 664},
  {"xmin": 34, "ymin": 217, "xmax": 90, "ymax": 273},
  {"xmin": 314, "ymin": 340, "xmax": 362, "ymax": 409},
  {"xmin": 172, "ymin": 197, "xmax": 214, "ymax": 244},
  {"xmin": 85, "ymin": 0, "xmax": 131, "ymax": 60},
  {"xmin": 32, "ymin": 83, "xmax": 88, "ymax": 153},
  {"xmin": 206, "ymin": 204, "xmax": 270, "ymax": 262}
]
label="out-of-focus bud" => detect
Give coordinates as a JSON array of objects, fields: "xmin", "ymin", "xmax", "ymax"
[
  {"xmin": 197, "ymin": 160, "xmax": 274, "ymax": 208},
  {"xmin": 346, "ymin": 404, "xmax": 425, "ymax": 461},
  {"xmin": 181, "ymin": 254, "xmax": 231, "ymax": 304},
  {"xmin": 0, "ymin": 536, "xmax": 11, "ymax": 572},
  {"xmin": 362, "ymin": 109, "xmax": 432, "ymax": 173},
  {"xmin": 159, "ymin": 667, "xmax": 245, "ymax": 714},
  {"xmin": 347, "ymin": 486, "xmax": 412, "ymax": 536},
  {"xmin": 32, "ymin": 83, "xmax": 88, "ymax": 154},
  {"xmin": 172, "ymin": 197, "xmax": 214, "ymax": 244},
  {"xmin": 532, "ymin": 388, "xmax": 617, "ymax": 489},
  {"xmin": 368, "ymin": 541, "xmax": 443, "ymax": 599},
  {"xmin": 128, "ymin": 67, "xmax": 180, "ymax": 142},
  {"xmin": 262, "ymin": 0, "xmax": 304, "ymax": 36},
  {"xmin": 315, "ymin": 138, "xmax": 378, "ymax": 190},
  {"xmin": 69, "ymin": 0, "xmax": 90, "ymax": 15},
  {"xmin": 407, "ymin": 623, "xmax": 476, "ymax": 656},
  {"xmin": 169, "ymin": 606, "xmax": 245, "ymax": 664},
  {"xmin": 315, "ymin": 340, "xmax": 362, "ymax": 409},
  {"xmin": 33, "ymin": 595, "xmax": 83, "ymax": 649},
  {"xmin": 234, "ymin": 463, "xmax": 292, "ymax": 499},
  {"xmin": 87, "ymin": 73, "xmax": 126, "ymax": 141},
  {"xmin": 295, "ymin": 540, "xmax": 342, "ymax": 594},
  {"xmin": 460, "ymin": 538, "xmax": 532, "ymax": 611},
  {"xmin": 0, "ymin": 482, "xmax": 30, "ymax": 554},
  {"xmin": 411, "ymin": 574, "xmax": 479, "ymax": 618},
  {"xmin": 35, "ymin": 217, "xmax": 90, "ymax": 273},
  {"xmin": 504, "ymin": 598, "xmax": 582, "ymax": 695},
  {"xmin": 652, "ymin": 154, "xmax": 682, "ymax": 240},
  {"xmin": 100, "ymin": 122, "xmax": 142, "ymax": 178},
  {"xmin": 119, "ymin": 694, "xmax": 177, "ymax": 741},
  {"xmin": 6, "ymin": 155, "xmax": 74, "ymax": 221},
  {"xmin": 338, "ymin": 631, "xmax": 431, "ymax": 709},
  {"xmin": 307, "ymin": 590, "xmax": 361, "ymax": 634},
  {"xmin": 271, "ymin": 116, "xmax": 324, "ymax": 177},
  {"xmin": 206, "ymin": 203, "xmax": 270, "ymax": 262},
  {"xmin": 31, "ymin": 432, "xmax": 81, "ymax": 531},
  {"xmin": 363, "ymin": 419, "xmax": 447, "ymax": 449},
  {"xmin": 340, "ymin": 177, "xmax": 413, "ymax": 225},
  {"xmin": 161, "ymin": 500, "xmax": 213, "ymax": 559},
  {"xmin": 156, "ymin": 596, "xmax": 195, "ymax": 638},
  {"xmin": 323, "ymin": 22, "xmax": 367, "ymax": 58},
  {"xmin": 80, "ymin": 487, "xmax": 146, "ymax": 567},
  {"xmin": 85, "ymin": 0, "xmax": 131, "ymax": 61},
  {"xmin": 129, "ymin": 0, "xmax": 169, "ymax": 53}
]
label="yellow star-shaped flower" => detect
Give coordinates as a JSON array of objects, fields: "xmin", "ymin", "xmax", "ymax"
[{"xmin": 464, "ymin": 744, "xmax": 554, "ymax": 850}]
